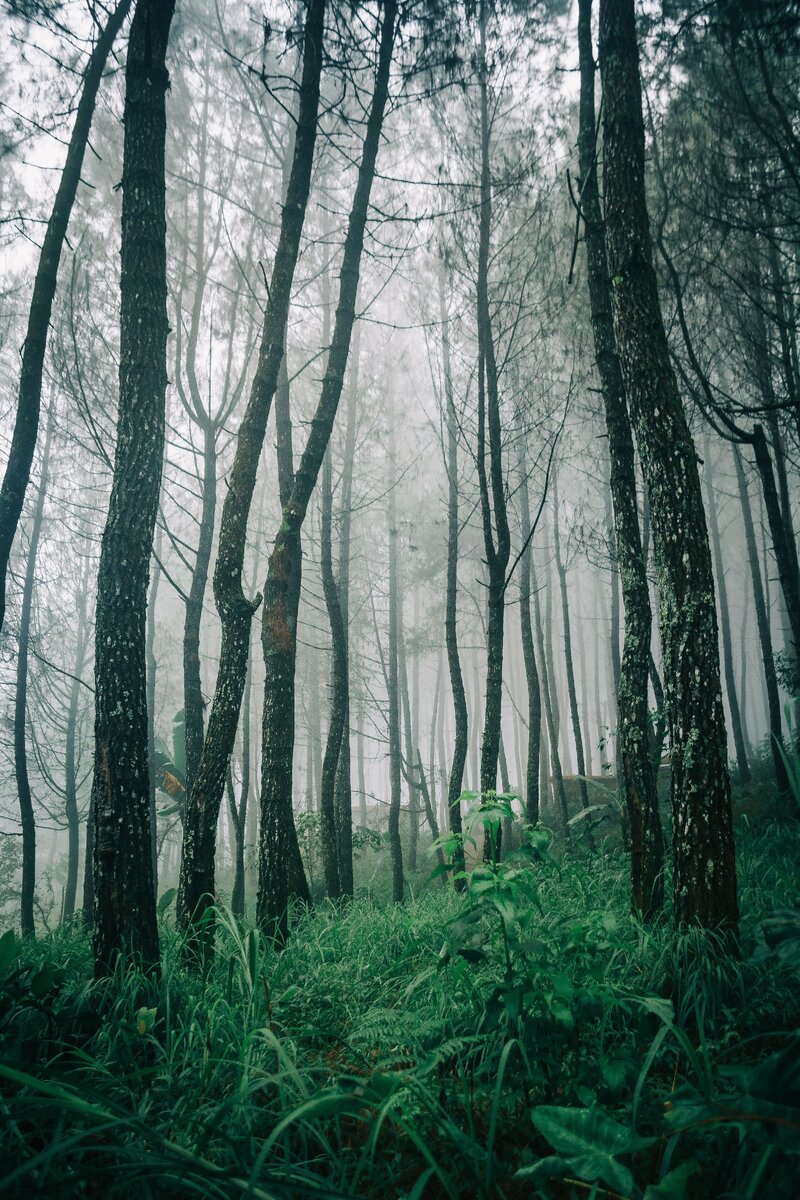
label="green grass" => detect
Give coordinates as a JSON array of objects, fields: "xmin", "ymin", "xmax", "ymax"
[{"xmin": 1, "ymin": 820, "xmax": 799, "ymax": 1198}]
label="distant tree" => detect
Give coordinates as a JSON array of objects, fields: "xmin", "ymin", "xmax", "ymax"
[{"xmin": 0, "ymin": 0, "xmax": 132, "ymax": 633}]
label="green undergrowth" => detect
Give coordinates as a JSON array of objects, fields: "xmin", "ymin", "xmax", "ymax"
[{"xmin": 1, "ymin": 822, "xmax": 799, "ymax": 1199}]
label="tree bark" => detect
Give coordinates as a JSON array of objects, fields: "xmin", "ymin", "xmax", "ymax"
[
  {"xmin": 532, "ymin": 560, "xmax": 569, "ymax": 832},
  {"xmin": 475, "ymin": 0, "xmax": 511, "ymax": 863},
  {"xmin": 734, "ymin": 447, "xmax": 789, "ymax": 795},
  {"xmin": 320, "ymin": 448, "xmax": 345, "ymax": 898},
  {"xmin": 440, "ymin": 256, "xmax": 467, "ymax": 886},
  {"xmin": 517, "ymin": 450, "xmax": 542, "ymax": 825},
  {"xmin": 752, "ymin": 423, "xmax": 800, "ymax": 680},
  {"xmin": 703, "ymin": 436, "xmax": 751, "ymax": 783},
  {"xmin": 551, "ymin": 475, "xmax": 591, "ymax": 820},
  {"xmin": 578, "ymin": 0, "xmax": 664, "ymax": 913},
  {"xmin": 176, "ymin": 0, "xmax": 325, "ymax": 938},
  {"xmin": 334, "ymin": 337, "xmax": 359, "ymax": 897},
  {"xmin": 14, "ymin": 413, "xmax": 53, "ymax": 936},
  {"xmin": 63, "ymin": 558, "xmax": 91, "ymax": 921},
  {"xmin": 91, "ymin": 0, "xmax": 176, "ymax": 977},
  {"xmin": 600, "ymin": 0, "xmax": 737, "ymax": 932},
  {"xmin": 0, "ymin": 0, "xmax": 132, "ymax": 633},
  {"xmin": 257, "ymin": 0, "xmax": 397, "ymax": 939}
]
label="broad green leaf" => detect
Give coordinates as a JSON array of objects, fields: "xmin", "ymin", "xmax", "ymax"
[
  {"xmin": 157, "ymin": 886, "xmax": 177, "ymax": 917},
  {"xmin": 531, "ymin": 1105, "xmax": 655, "ymax": 1194},
  {"xmin": 643, "ymin": 1161, "xmax": 694, "ymax": 1199}
]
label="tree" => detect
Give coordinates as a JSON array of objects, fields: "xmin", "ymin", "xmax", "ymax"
[
  {"xmin": 576, "ymin": 0, "xmax": 663, "ymax": 916},
  {"xmin": 91, "ymin": 0, "xmax": 176, "ymax": 978},
  {"xmin": 475, "ymin": 0, "xmax": 511, "ymax": 861},
  {"xmin": 257, "ymin": 0, "xmax": 398, "ymax": 940},
  {"xmin": 0, "ymin": 0, "xmax": 132, "ymax": 633},
  {"xmin": 176, "ymin": 0, "xmax": 326, "ymax": 941},
  {"xmin": 13, "ymin": 410, "xmax": 53, "ymax": 935},
  {"xmin": 599, "ymin": 0, "xmax": 737, "ymax": 932},
  {"xmin": 440, "ymin": 254, "xmax": 467, "ymax": 886}
]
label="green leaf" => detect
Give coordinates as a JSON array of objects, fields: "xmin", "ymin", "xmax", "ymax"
[
  {"xmin": 643, "ymin": 1161, "xmax": 694, "ymax": 1199},
  {"xmin": 531, "ymin": 1105, "xmax": 655, "ymax": 1194},
  {"xmin": 157, "ymin": 887, "xmax": 177, "ymax": 917}
]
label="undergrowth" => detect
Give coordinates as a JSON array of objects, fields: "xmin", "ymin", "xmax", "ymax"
[{"xmin": 1, "ymin": 821, "xmax": 799, "ymax": 1198}]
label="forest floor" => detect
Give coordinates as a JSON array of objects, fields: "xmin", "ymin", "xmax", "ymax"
[{"xmin": 1, "ymin": 797, "xmax": 799, "ymax": 1199}]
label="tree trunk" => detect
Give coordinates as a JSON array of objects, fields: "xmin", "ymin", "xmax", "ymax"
[
  {"xmin": 257, "ymin": 0, "xmax": 396, "ymax": 939},
  {"xmin": 734, "ymin": 447, "xmax": 788, "ymax": 795},
  {"xmin": 532, "ymin": 559, "xmax": 569, "ymax": 832},
  {"xmin": 398, "ymin": 587, "xmax": 418, "ymax": 872},
  {"xmin": 146, "ymin": 529, "xmax": 162, "ymax": 890},
  {"xmin": 475, "ymin": 1, "xmax": 511, "ymax": 863},
  {"xmin": 320, "ymin": 448, "xmax": 344, "ymax": 898},
  {"xmin": 176, "ymin": 0, "xmax": 325, "ymax": 938},
  {"xmin": 334, "ymin": 335, "xmax": 359, "ymax": 897},
  {"xmin": 600, "ymin": 0, "xmax": 737, "ymax": 932},
  {"xmin": 752, "ymin": 424, "xmax": 800, "ymax": 683},
  {"xmin": 703, "ymin": 436, "xmax": 751, "ymax": 783},
  {"xmin": 230, "ymin": 637, "xmax": 253, "ymax": 918},
  {"xmin": 91, "ymin": 0, "xmax": 176, "ymax": 978},
  {"xmin": 0, "ymin": 0, "xmax": 132, "ymax": 633},
  {"xmin": 551, "ymin": 475, "xmax": 591, "ymax": 820},
  {"xmin": 15, "ymin": 413, "xmax": 54, "ymax": 936},
  {"xmin": 63, "ymin": 560, "xmax": 90, "ymax": 921},
  {"xmin": 578, "ymin": 0, "xmax": 664, "ymax": 914},
  {"xmin": 388, "ymin": 443, "xmax": 405, "ymax": 903},
  {"xmin": 440, "ymin": 246, "xmax": 467, "ymax": 887},
  {"xmin": 517, "ymin": 453, "xmax": 542, "ymax": 824}
]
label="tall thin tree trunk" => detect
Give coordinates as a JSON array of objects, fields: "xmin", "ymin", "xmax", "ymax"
[
  {"xmin": 474, "ymin": 0, "xmax": 511, "ymax": 863},
  {"xmin": 176, "ymin": 0, "xmax": 325, "ymax": 938},
  {"xmin": 257, "ymin": 1, "xmax": 397, "ymax": 939},
  {"xmin": 577, "ymin": 0, "xmax": 664, "ymax": 912},
  {"xmin": 357, "ymin": 710, "xmax": 367, "ymax": 827},
  {"xmin": 92, "ymin": 0, "xmax": 176, "ymax": 977},
  {"xmin": 146, "ymin": 529, "xmax": 162, "ymax": 890},
  {"xmin": 518, "ymin": 451, "xmax": 542, "ymax": 825},
  {"xmin": 63, "ymin": 559, "xmax": 90, "ymax": 921},
  {"xmin": 387, "ymin": 442, "xmax": 404, "ymax": 903},
  {"xmin": 398, "ymin": 587, "xmax": 418, "ymax": 872},
  {"xmin": 734, "ymin": 447, "xmax": 788, "ymax": 795},
  {"xmin": 15, "ymin": 413, "xmax": 54, "ymax": 936},
  {"xmin": 440, "ymin": 250, "xmax": 467, "ymax": 887},
  {"xmin": 230, "ymin": 639, "xmax": 252, "ymax": 918},
  {"xmin": 532, "ymin": 559, "xmax": 569, "ymax": 831},
  {"xmin": 600, "ymin": 0, "xmax": 737, "ymax": 931},
  {"xmin": 0, "ymin": 0, "xmax": 132, "ymax": 632},
  {"xmin": 334, "ymin": 333, "xmax": 359, "ymax": 897},
  {"xmin": 703, "ymin": 435, "xmax": 751, "ymax": 783},
  {"xmin": 320, "ymin": 448, "xmax": 344, "ymax": 898},
  {"xmin": 552, "ymin": 475, "xmax": 590, "ymax": 817}
]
